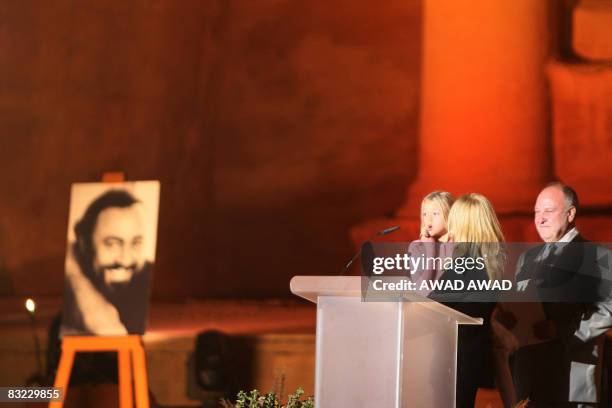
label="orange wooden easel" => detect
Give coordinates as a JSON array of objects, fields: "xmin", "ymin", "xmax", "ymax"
[
  {"xmin": 50, "ymin": 172, "xmax": 150, "ymax": 408},
  {"xmin": 49, "ymin": 335, "xmax": 150, "ymax": 408}
]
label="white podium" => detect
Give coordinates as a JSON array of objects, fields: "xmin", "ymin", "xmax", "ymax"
[{"xmin": 290, "ymin": 276, "xmax": 483, "ymax": 408}]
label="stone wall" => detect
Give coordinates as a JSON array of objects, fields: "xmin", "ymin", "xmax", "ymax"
[{"xmin": 0, "ymin": 1, "xmax": 422, "ymax": 298}]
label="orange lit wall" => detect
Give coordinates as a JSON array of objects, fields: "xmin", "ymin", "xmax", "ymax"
[
  {"xmin": 0, "ymin": 1, "xmax": 609, "ymax": 299},
  {"xmin": 354, "ymin": 0, "xmax": 611, "ymax": 247},
  {"xmin": 400, "ymin": 0, "xmax": 553, "ymax": 215},
  {"xmin": 0, "ymin": 1, "xmax": 421, "ymax": 298}
]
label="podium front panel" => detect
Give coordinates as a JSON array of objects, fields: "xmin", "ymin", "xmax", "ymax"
[
  {"xmin": 315, "ymin": 297, "xmax": 402, "ymax": 407},
  {"xmin": 400, "ymin": 302, "xmax": 457, "ymax": 407}
]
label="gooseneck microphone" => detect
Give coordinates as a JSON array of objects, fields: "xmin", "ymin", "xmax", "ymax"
[
  {"xmin": 377, "ymin": 225, "xmax": 400, "ymax": 236},
  {"xmin": 341, "ymin": 226, "xmax": 400, "ymax": 275}
]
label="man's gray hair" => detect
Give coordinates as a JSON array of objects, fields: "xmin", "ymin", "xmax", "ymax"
[{"xmin": 545, "ymin": 181, "xmax": 579, "ymax": 212}]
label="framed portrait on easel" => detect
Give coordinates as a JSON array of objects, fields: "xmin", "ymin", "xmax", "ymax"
[{"xmin": 60, "ymin": 180, "xmax": 160, "ymax": 336}]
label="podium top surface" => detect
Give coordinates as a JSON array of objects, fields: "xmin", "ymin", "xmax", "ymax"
[{"xmin": 290, "ymin": 276, "xmax": 483, "ymax": 325}]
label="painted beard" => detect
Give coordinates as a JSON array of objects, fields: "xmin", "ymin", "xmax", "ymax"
[
  {"xmin": 89, "ymin": 261, "xmax": 151, "ymax": 334},
  {"xmin": 96, "ymin": 263, "xmax": 139, "ymax": 292}
]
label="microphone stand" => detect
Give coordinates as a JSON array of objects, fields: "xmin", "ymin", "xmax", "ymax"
[
  {"xmin": 25, "ymin": 300, "xmax": 45, "ymax": 386},
  {"xmin": 340, "ymin": 226, "xmax": 400, "ymax": 275}
]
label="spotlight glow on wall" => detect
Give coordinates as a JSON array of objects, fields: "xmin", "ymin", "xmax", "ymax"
[{"xmin": 25, "ymin": 298, "xmax": 36, "ymax": 314}]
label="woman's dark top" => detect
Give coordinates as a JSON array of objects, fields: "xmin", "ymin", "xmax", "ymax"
[{"xmin": 428, "ymin": 264, "xmax": 497, "ymax": 408}]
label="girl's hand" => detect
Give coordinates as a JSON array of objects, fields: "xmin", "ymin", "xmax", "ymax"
[
  {"xmin": 419, "ymin": 227, "xmax": 427, "ymax": 238},
  {"xmin": 440, "ymin": 232, "xmax": 453, "ymax": 243},
  {"xmin": 420, "ymin": 235, "xmax": 435, "ymax": 243},
  {"xmin": 420, "ymin": 227, "xmax": 435, "ymax": 242}
]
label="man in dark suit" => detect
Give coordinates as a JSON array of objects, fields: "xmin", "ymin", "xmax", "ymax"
[{"xmin": 513, "ymin": 182, "xmax": 611, "ymax": 407}]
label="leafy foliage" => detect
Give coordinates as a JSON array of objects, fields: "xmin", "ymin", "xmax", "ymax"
[{"xmin": 221, "ymin": 387, "xmax": 314, "ymax": 408}]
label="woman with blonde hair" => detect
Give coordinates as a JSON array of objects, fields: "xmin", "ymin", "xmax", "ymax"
[
  {"xmin": 429, "ymin": 193, "xmax": 505, "ymax": 408},
  {"xmin": 446, "ymin": 193, "xmax": 505, "ymax": 280}
]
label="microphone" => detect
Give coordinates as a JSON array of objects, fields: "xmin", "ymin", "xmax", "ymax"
[
  {"xmin": 341, "ymin": 226, "xmax": 400, "ymax": 275},
  {"xmin": 377, "ymin": 225, "xmax": 400, "ymax": 236}
]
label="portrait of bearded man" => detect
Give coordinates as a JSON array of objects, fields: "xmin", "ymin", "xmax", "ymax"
[{"xmin": 61, "ymin": 182, "xmax": 159, "ymax": 336}]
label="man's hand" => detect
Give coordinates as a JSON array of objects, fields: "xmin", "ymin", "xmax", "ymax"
[
  {"xmin": 533, "ymin": 319, "xmax": 557, "ymax": 341},
  {"xmin": 494, "ymin": 307, "xmax": 518, "ymax": 331},
  {"xmin": 513, "ymin": 399, "xmax": 530, "ymax": 408},
  {"xmin": 65, "ymin": 245, "xmax": 82, "ymax": 279},
  {"xmin": 80, "ymin": 299, "xmax": 128, "ymax": 335},
  {"xmin": 65, "ymin": 245, "xmax": 127, "ymax": 335}
]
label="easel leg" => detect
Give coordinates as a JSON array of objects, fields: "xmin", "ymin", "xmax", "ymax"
[
  {"xmin": 131, "ymin": 344, "xmax": 150, "ymax": 408},
  {"xmin": 119, "ymin": 349, "xmax": 134, "ymax": 408},
  {"xmin": 49, "ymin": 348, "xmax": 76, "ymax": 408}
]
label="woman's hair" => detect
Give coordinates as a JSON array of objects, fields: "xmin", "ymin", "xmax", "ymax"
[
  {"xmin": 447, "ymin": 193, "xmax": 505, "ymax": 280},
  {"xmin": 420, "ymin": 191, "xmax": 455, "ymax": 231}
]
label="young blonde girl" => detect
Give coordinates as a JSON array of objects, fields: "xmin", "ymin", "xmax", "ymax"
[
  {"xmin": 409, "ymin": 191, "xmax": 454, "ymax": 287},
  {"xmin": 419, "ymin": 191, "xmax": 454, "ymax": 242}
]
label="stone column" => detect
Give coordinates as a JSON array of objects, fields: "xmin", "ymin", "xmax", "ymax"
[
  {"xmin": 549, "ymin": 0, "xmax": 612, "ymax": 207},
  {"xmin": 398, "ymin": 0, "xmax": 552, "ymax": 216},
  {"xmin": 573, "ymin": 0, "xmax": 612, "ymax": 61},
  {"xmin": 351, "ymin": 0, "xmax": 553, "ymax": 246}
]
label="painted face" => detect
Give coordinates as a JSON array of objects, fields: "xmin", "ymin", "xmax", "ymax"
[
  {"xmin": 92, "ymin": 206, "xmax": 145, "ymax": 286},
  {"xmin": 534, "ymin": 186, "xmax": 574, "ymax": 243},
  {"xmin": 422, "ymin": 200, "xmax": 447, "ymax": 239}
]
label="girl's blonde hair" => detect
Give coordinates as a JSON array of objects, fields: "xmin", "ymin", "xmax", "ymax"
[
  {"xmin": 447, "ymin": 193, "xmax": 505, "ymax": 280},
  {"xmin": 420, "ymin": 191, "xmax": 455, "ymax": 232}
]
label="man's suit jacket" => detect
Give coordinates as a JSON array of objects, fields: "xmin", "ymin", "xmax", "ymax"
[{"xmin": 513, "ymin": 235, "xmax": 612, "ymax": 404}]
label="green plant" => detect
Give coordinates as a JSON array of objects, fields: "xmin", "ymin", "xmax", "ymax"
[{"xmin": 221, "ymin": 387, "xmax": 314, "ymax": 408}]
